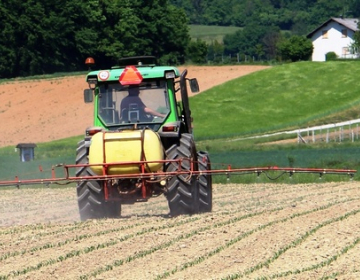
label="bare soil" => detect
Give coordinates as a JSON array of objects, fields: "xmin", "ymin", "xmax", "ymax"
[
  {"xmin": 0, "ymin": 182, "xmax": 359, "ymax": 279},
  {"xmin": 1, "ymin": 65, "xmax": 359, "ymax": 279},
  {"xmin": 0, "ymin": 65, "xmax": 269, "ymax": 148}
]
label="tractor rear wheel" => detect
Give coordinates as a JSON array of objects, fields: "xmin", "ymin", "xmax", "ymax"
[
  {"xmin": 76, "ymin": 140, "xmax": 121, "ymax": 221},
  {"xmin": 197, "ymin": 151, "xmax": 212, "ymax": 212},
  {"xmin": 165, "ymin": 133, "xmax": 199, "ymax": 216}
]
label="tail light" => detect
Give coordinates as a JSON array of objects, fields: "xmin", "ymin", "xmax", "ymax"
[{"xmin": 86, "ymin": 127, "xmax": 103, "ymax": 136}]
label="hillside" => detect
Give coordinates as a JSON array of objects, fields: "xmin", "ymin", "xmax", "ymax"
[
  {"xmin": 0, "ymin": 65, "xmax": 269, "ymax": 148},
  {"xmin": 191, "ymin": 61, "xmax": 360, "ymax": 139}
]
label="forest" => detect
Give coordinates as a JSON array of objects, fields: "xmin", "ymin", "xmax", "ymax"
[
  {"xmin": 0, "ymin": 0, "xmax": 189, "ymax": 78},
  {"xmin": 1, "ymin": 0, "xmax": 360, "ymax": 78},
  {"xmin": 170, "ymin": 0, "xmax": 360, "ymax": 34}
]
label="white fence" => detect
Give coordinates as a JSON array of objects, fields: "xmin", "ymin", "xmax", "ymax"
[
  {"xmin": 297, "ymin": 119, "xmax": 360, "ymax": 143},
  {"xmin": 230, "ymin": 119, "xmax": 360, "ymax": 143}
]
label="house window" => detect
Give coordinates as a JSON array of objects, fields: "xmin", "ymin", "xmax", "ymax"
[
  {"xmin": 342, "ymin": 47, "xmax": 349, "ymax": 55},
  {"xmin": 342, "ymin": 29, "xmax": 348, "ymax": 38},
  {"xmin": 322, "ymin": 30, "xmax": 328, "ymax": 39}
]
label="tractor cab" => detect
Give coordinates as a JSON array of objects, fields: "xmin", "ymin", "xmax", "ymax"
[
  {"xmin": 83, "ymin": 56, "xmax": 199, "ymax": 135},
  {"xmin": 96, "ymin": 79, "xmax": 169, "ymax": 127}
]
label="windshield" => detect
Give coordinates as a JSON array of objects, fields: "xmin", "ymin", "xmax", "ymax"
[{"xmin": 98, "ymin": 80, "xmax": 170, "ymax": 126}]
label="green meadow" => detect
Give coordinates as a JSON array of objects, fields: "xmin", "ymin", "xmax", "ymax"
[
  {"xmin": 192, "ymin": 61, "xmax": 360, "ymax": 139},
  {"xmin": 189, "ymin": 24, "xmax": 242, "ymax": 43},
  {"xmin": 1, "ymin": 61, "xmax": 360, "ymax": 184}
]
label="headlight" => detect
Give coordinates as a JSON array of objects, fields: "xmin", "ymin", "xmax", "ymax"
[{"xmin": 165, "ymin": 71, "xmax": 175, "ymax": 79}]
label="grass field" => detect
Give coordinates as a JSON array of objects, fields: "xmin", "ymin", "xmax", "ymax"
[
  {"xmin": 192, "ymin": 61, "xmax": 360, "ymax": 140},
  {"xmin": 189, "ymin": 24, "xmax": 242, "ymax": 43}
]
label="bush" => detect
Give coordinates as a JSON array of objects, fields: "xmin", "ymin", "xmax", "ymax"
[
  {"xmin": 277, "ymin": 35, "xmax": 313, "ymax": 62},
  {"xmin": 326, "ymin": 52, "xmax": 337, "ymax": 61}
]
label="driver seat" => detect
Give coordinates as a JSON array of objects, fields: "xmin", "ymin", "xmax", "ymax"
[{"xmin": 121, "ymin": 103, "xmax": 140, "ymax": 122}]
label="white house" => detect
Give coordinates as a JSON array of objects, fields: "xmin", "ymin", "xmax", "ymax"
[{"xmin": 307, "ymin": 17, "xmax": 359, "ymax": 61}]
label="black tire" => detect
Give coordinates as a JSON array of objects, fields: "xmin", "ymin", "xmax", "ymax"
[
  {"xmin": 165, "ymin": 133, "xmax": 199, "ymax": 216},
  {"xmin": 197, "ymin": 151, "xmax": 212, "ymax": 212},
  {"xmin": 76, "ymin": 140, "xmax": 121, "ymax": 221}
]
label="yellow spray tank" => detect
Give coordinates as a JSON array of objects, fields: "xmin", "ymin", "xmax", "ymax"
[{"xmin": 89, "ymin": 129, "xmax": 164, "ymax": 175}]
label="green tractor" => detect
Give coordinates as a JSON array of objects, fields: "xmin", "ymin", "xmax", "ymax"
[{"xmin": 76, "ymin": 56, "xmax": 212, "ymax": 220}]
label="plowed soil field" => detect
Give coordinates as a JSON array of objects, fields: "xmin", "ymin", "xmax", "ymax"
[
  {"xmin": 0, "ymin": 65, "xmax": 269, "ymax": 148},
  {"xmin": 1, "ymin": 182, "xmax": 359, "ymax": 279}
]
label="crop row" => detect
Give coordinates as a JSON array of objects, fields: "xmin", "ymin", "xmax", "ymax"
[
  {"xmin": 1, "ymin": 195, "xmax": 357, "ymax": 279},
  {"xmin": 81, "ymin": 198, "xmax": 360, "ymax": 280},
  {"xmin": 1, "ymin": 182, "xmax": 355, "ymax": 244},
  {"xmin": 0, "ymin": 182, "xmax": 359, "ymax": 279}
]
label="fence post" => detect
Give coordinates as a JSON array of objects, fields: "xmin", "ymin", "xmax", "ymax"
[
  {"xmin": 312, "ymin": 130, "xmax": 315, "ymax": 143},
  {"xmin": 326, "ymin": 129, "xmax": 329, "ymax": 143},
  {"xmin": 339, "ymin": 127, "xmax": 342, "ymax": 142},
  {"xmin": 349, "ymin": 124, "xmax": 352, "ymax": 140},
  {"xmin": 320, "ymin": 128, "xmax": 322, "ymax": 142}
]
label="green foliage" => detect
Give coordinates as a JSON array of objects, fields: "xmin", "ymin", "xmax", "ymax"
[
  {"xmin": 223, "ymin": 24, "xmax": 282, "ymax": 60},
  {"xmin": 0, "ymin": 0, "xmax": 105, "ymax": 78},
  {"xmin": 186, "ymin": 39, "xmax": 208, "ymax": 64},
  {"xmin": 326, "ymin": 52, "xmax": 338, "ymax": 61},
  {"xmin": 207, "ymin": 40, "xmax": 225, "ymax": 62},
  {"xmin": 0, "ymin": 0, "xmax": 190, "ymax": 78},
  {"xmin": 170, "ymin": 0, "xmax": 359, "ymax": 33},
  {"xmin": 277, "ymin": 35, "xmax": 313, "ymax": 61}
]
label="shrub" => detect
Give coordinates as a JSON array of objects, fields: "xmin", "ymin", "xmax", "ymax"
[
  {"xmin": 326, "ymin": 52, "xmax": 337, "ymax": 61},
  {"xmin": 277, "ymin": 35, "xmax": 313, "ymax": 62}
]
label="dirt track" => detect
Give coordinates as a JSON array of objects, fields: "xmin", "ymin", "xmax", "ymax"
[{"xmin": 1, "ymin": 182, "xmax": 359, "ymax": 279}]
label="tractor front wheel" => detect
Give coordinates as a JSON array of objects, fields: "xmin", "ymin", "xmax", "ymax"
[{"xmin": 75, "ymin": 139, "xmax": 121, "ymax": 221}]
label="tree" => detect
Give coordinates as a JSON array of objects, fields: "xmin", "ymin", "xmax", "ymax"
[
  {"xmin": 186, "ymin": 39, "xmax": 208, "ymax": 63},
  {"xmin": 223, "ymin": 24, "xmax": 281, "ymax": 60},
  {"xmin": 0, "ymin": 0, "xmax": 104, "ymax": 78},
  {"xmin": 0, "ymin": 0, "xmax": 190, "ymax": 78},
  {"xmin": 352, "ymin": 21, "xmax": 360, "ymax": 56},
  {"xmin": 207, "ymin": 40, "xmax": 225, "ymax": 62},
  {"xmin": 0, "ymin": 1, "xmax": 18, "ymax": 78},
  {"xmin": 277, "ymin": 35, "xmax": 313, "ymax": 61},
  {"xmin": 74, "ymin": 0, "xmax": 190, "ymax": 66},
  {"xmin": 262, "ymin": 29, "xmax": 282, "ymax": 60},
  {"xmin": 348, "ymin": 0, "xmax": 360, "ymax": 17}
]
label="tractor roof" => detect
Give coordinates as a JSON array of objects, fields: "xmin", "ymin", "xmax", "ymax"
[
  {"xmin": 85, "ymin": 56, "xmax": 180, "ymax": 83},
  {"xmin": 86, "ymin": 65, "xmax": 180, "ymax": 83}
]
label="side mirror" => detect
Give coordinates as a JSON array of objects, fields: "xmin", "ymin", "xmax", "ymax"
[
  {"xmin": 189, "ymin": 78, "xmax": 199, "ymax": 93},
  {"xmin": 84, "ymin": 89, "xmax": 93, "ymax": 103}
]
